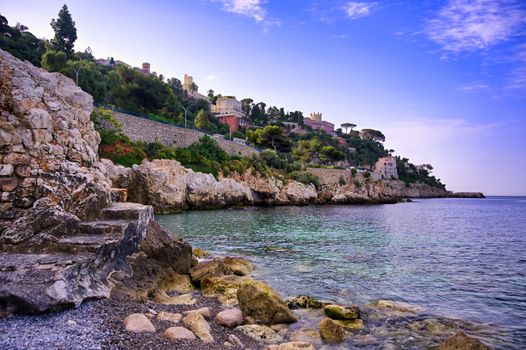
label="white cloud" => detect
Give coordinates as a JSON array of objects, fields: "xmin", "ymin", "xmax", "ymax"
[
  {"xmin": 425, "ymin": 0, "xmax": 526, "ymax": 53},
  {"xmin": 458, "ymin": 82, "xmax": 490, "ymax": 92},
  {"xmin": 506, "ymin": 43, "xmax": 526, "ymax": 89},
  {"xmin": 344, "ymin": 2, "xmax": 378, "ymax": 19},
  {"xmin": 218, "ymin": 0, "xmax": 267, "ymax": 22}
]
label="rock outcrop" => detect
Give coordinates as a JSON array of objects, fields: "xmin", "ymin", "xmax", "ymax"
[
  {"xmin": 0, "ymin": 49, "xmax": 192, "ymax": 313},
  {"xmin": 103, "ymin": 157, "xmax": 461, "ymax": 214}
]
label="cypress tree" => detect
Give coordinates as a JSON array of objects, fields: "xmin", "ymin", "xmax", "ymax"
[{"xmin": 50, "ymin": 4, "xmax": 77, "ymax": 56}]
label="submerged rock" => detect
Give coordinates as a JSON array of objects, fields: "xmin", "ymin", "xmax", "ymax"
[
  {"xmin": 237, "ymin": 279, "xmax": 297, "ymax": 325},
  {"xmin": 265, "ymin": 342, "xmax": 316, "ymax": 350},
  {"xmin": 235, "ymin": 324, "xmax": 283, "ymax": 344},
  {"xmin": 438, "ymin": 331, "xmax": 492, "ymax": 350},
  {"xmin": 286, "ymin": 295, "xmax": 328, "ymax": 309}
]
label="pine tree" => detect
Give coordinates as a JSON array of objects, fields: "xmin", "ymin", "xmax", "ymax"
[{"xmin": 50, "ymin": 4, "xmax": 77, "ymax": 56}]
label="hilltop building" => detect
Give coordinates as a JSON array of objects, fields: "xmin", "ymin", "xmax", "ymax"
[
  {"xmin": 374, "ymin": 156, "xmax": 398, "ymax": 179},
  {"xmin": 183, "ymin": 74, "xmax": 209, "ymax": 100},
  {"xmin": 211, "ymin": 96, "xmax": 244, "ymax": 132},
  {"xmin": 95, "ymin": 57, "xmax": 130, "ymax": 67},
  {"xmin": 303, "ymin": 113, "xmax": 336, "ymax": 135}
]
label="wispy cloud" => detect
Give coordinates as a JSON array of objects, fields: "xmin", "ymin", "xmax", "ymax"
[
  {"xmin": 458, "ymin": 82, "xmax": 490, "ymax": 93},
  {"xmin": 219, "ymin": 0, "xmax": 267, "ymax": 22},
  {"xmin": 344, "ymin": 2, "xmax": 378, "ymax": 19},
  {"xmin": 372, "ymin": 117, "xmax": 497, "ymax": 147},
  {"xmin": 424, "ymin": 0, "xmax": 526, "ymax": 54},
  {"xmin": 506, "ymin": 43, "xmax": 526, "ymax": 90}
]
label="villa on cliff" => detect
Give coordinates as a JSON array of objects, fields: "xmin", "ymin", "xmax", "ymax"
[
  {"xmin": 211, "ymin": 96, "xmax": 244, "ymax": 132},
  {"xmin": 374, "ymin": 156, "xmax": 398, "ymax": 180},
  {"xmin": 303, "ymin": 113, "xmax": 336, "ymax": 136}
]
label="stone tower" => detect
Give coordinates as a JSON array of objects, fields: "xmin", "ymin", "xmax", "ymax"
[
  {"xmin": 310, "ymin": 112, "xmax": 322, "ymax": 122},
  {"xmin": 183, "ymin": 74, "xmax": 195, "ymax": 93},
  {"xmin": 141, "ymin": 62, "xmax": 150, "ymax": 74}
]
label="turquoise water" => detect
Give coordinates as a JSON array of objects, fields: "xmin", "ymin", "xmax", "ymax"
[{"xmin": 157, "ymin": 197, "xmax": 526, "ymax": 349}]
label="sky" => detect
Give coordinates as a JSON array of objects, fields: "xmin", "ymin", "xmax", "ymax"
[{"xmin": 3, "ymin": 0, "xmax": 526, "ymax": 195}]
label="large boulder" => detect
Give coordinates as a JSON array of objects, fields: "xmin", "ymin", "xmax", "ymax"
[
  {"xmin": 0, "ymin": 49, "xmax": 111, "ymax": 232},
  {"xmin": 237, "ymin": 280, "xmax": 297, "ymax": 325},
  {"xmin": 323, "ymin": 304, "xmax": 360, "ymax": 320},
  {"xmin": 319, "ymin": 317, "xmax": 345, "ymax": 344},
  {"xmin": 126, "ymin": 159, "xmax": 253, "ymax": 213}
]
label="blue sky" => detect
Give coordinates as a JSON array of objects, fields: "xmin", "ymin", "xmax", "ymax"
[{"xmin": 4, "ymin": 0, "xmax": 526, "ymax": 195}]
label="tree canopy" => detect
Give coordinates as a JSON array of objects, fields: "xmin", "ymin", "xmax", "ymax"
[{"xmin": 50, "ymin": 4, "xmax": 77, "ymax": 56}]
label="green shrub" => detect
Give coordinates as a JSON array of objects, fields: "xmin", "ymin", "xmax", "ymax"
[
  {"xmin": 363, "ymin": 171, "xmax": 371, "ymax": 179},
  {"xmin": 288, "ymin": 171, "xmax": 320, "ymax": 189},
  {"xmin": 353, "ymin": 179, "xmax": 362, "ymax": 188},
  {"xmin": 339, "ymin": 176, "xmax": 347, "ymax": 186}
]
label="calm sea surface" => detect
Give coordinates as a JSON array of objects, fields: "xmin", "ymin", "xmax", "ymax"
[{"xmin": 157, "ymin": 197, "xmax": 526, "ymax": 349}]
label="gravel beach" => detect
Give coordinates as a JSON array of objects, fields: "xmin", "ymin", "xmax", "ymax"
[{"xmin": 0, "ymin": 293, "xmax": 262, "ymax": 350}]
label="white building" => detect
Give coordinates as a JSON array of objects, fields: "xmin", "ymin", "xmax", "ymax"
[
  {"xmin": 211, "ymin": 96, "xmax": 244, "ymax": 118},
  {"xmin": 374, "ymin": 156, "xmax": 398, "ymax": 180}
]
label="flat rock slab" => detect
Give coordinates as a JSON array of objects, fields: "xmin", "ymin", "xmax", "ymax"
[{"xmin": 0, "ymin": 253, "xmax": 92, "ymax": 312}]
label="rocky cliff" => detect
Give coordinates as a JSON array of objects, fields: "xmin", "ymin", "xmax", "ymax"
[
  {"xmin": 103, "ymin": 158, "xmax": 454, "ymax": 214},
  {"xmin": 0, "ymin": 49, "xmax": 191, "ymax": 313}
]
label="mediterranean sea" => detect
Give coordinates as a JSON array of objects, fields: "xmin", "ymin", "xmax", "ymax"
[{"xmin": 157, "ymin": 197, "xmax": 526, "ymax": 349}]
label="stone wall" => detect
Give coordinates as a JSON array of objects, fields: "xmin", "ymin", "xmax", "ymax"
[
  {"xmin": 307, "ymin": 168, "xmax": 353, "ymax": 186},
  {"xmin": 112, "ymin": 112, "xmax": 259, "ymax": 157}
]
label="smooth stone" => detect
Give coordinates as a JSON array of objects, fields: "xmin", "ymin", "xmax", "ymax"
[
  {"xmin": 184, "ymin": 307, "xmax": 212, "ymax": 320},
  {"xmin": 124, "ymin": 313, "xmax": 156, "ymax": 333},
  {"xmin": 182, "ymin": 311, "xmax": 214, "ymax": 343},
  {"xmin": 286, "ymin": 295, "xmax": 328, "ymax": 309},
  {"xmin": 235, "ymin": 324, "xmax": 284, "ymax": 344},
  {"xmin": 319, "ymin": 317, "xmax": 345, "ymax": 344},
  {"xmin": 323, "ymin": 304, "xmax": 360, "ymax": 320},
  {"xmin": 215, "ymin": 308, "xmax": 244, "ymax": 328},
  {"xmin": 156, "ymin": 311, "xmax": 182, "ymax": 323},
  {"xmin": 333, "ymin": 319, "xmax": 365, "ymax": 330},
  {"xmin": 164, "ymin": 326, "xmax": 196, "ymax": 340}
]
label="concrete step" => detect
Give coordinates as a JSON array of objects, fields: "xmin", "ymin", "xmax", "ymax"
[
  {"xmin": 79, "ymin": 220, "xmax": 133, "ymax": 236},
  {"xmin": 101, "ymin": 202, "xmax": 153, "ymax": 221}
]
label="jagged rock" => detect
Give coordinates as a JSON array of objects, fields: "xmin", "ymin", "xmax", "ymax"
[
  {"xmin": 0, "ymin": 49, "xmax": 111, "ymax": 231},
  {"xmin": 124, "ymin": 313, "xmax": 156, "ymax": 333},
  {"xmin": 237, "ymin": 279, "xmax": 297, "ymax": 325},
  {"xmin": 319, "ymin": 317, "xmax": 345, "ymax": 344},
  {"xmin": 223, "ymin": 256, "xmax": 254, "ymax": 276},
  {"xmin": 124, "ymin": 159, "xmax": 253, "ymax": 213},
  {"xmin": 438, "ymin": 331, "xmax": 492, "ymax": 350},
  {"xmin": 164, "ymin": 326, "xmax": 196, "ymax": 340},
  {"xmin": 265, "ymin": 342, "xmax": 316, "ymax": 350},
  {"xmin": 192, "ymin": 247, "xmax": 209, "ymax": 258},
  {"xmin": 235, "ymin": 324, "xmax": 283, "ymax": 344},
  {"xmin": 201, "ymin": 275, "xmax": 251, "ymax": 305},
  {"xmin": 157, "ymin": 311, "xmax": 182, "ymax": 323},
  {"xmin": 286, "ymin": 295, "xmax": 328, "ymax": 309},
  {"xmin": 215, "ymin": 308, "xmax": 244, "ymax": 328},
  {"xmin": 182, "ymin": 311, "xmax": 214, "ymax": 343},
  {"xmin": 189, "ymin": 259, "xmax": 233, "ymax": 285},
  {"xmin": 280, "ymin": 181, "xmax": 318, "ymax": 205},
  {"xmin": 168, "ymin": 273, "xmax": 194, "ymax": 293},
  {"xmin": 323, "ymin": 304, "xmax": 360, "ymax": 320},
  {"xmin": 154, "ymin": 292, "xmax": 196, "ymax": 305}
]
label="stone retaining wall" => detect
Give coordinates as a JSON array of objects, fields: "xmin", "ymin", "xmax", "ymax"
[{"xmin": 112, "ymin": 112, "xmax": 259, "ymax": 157}]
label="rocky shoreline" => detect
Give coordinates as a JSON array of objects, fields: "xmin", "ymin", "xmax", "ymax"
[{"xmin": 101, "ymin": 159, "xmax": 483, "ymax": 215}]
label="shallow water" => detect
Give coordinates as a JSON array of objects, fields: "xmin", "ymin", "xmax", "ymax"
[{"xmin": 157, "ymin": 197, "xmax": 526, "ymax": 349}]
